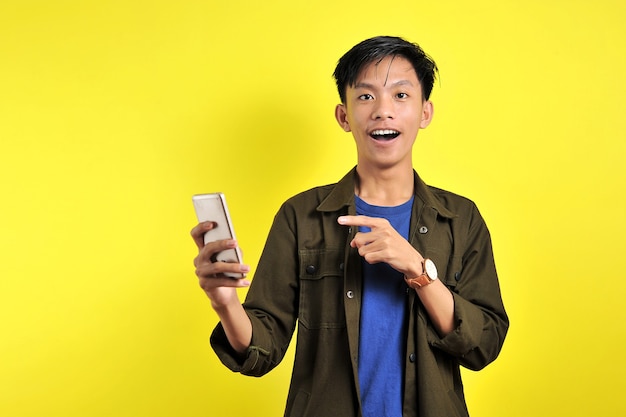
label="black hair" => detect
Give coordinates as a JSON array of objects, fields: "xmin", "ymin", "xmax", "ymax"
[{"xmin": 333, "ymin": 36, "xmax": 438, "ymax": 103}]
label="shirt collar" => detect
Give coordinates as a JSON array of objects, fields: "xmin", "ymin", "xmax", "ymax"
[{"xmin": 317, "ymin": 166, "xmax": 456, "ymax": 219}]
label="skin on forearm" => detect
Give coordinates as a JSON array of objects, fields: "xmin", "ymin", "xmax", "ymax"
[
  {"xmin": 191, "ymin": 222, "xmax": 253, "ymax": 355},
  {"xmin": 391, "ymin": 245, "xmax": 455, "ymax": 337},
  {"xmin": 414, "ymin": 280, "xmax": 455, "ymax": 337},
  {"xmin": 212, "ymin": 298, "xmax": 252, "ymax": 354}
]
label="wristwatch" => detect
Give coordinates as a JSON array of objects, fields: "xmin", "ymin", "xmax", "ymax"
[{"xmin": 405, "ymin": 258, "xmax": 438, "ymax": 289}]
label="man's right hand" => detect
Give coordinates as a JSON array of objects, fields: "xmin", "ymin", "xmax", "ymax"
[{"xmin": 191, "ymin": 221, "xmax": 251, "ymax": 309}]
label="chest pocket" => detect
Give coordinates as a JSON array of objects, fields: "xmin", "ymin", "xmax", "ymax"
[{"xmin": 298, "ymin": 248, "xmax": 346, "ymax": 330}]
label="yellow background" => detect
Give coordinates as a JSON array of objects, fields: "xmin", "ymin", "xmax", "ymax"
[{"xmin": 1, "ymin": 1, "xmax": 625, "ymax": 416}]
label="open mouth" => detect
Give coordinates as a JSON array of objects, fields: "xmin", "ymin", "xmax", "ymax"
[{"xmin": 370, "ymin": 129, "xmax": 400, "ymax": 141}]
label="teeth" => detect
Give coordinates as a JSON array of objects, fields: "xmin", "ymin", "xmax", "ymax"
[{"xmin": 371, "ymin": 129, "xmax": 399, "ymax": 136}]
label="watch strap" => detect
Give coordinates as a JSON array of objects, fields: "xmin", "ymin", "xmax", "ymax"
[{"xmin": 405, "ymin": 273, "xmax": 434, "ymax": 289}]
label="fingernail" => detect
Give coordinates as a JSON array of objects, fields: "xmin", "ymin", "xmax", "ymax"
[{"xmin": 337, "ymin": 216, "xmax": 346, "ymax": 224}]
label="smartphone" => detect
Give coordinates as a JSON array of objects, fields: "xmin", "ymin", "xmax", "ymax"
[{"xmin": 192, "ymin": 193, "xmax": 245, "ymax": 278}]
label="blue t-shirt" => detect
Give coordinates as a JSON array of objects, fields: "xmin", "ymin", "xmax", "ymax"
[{"xmin": 356, "ymin": 195, "xmax": 414, "ymax": 417}]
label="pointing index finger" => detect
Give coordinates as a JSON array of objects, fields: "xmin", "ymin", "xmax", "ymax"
[{"xmin": 337, "ymin": 215, "xmax": 378, "ymax": 227}]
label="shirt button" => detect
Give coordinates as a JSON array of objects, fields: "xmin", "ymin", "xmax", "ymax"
[
  {"xmin": 346, "ymin": 290, "xmax": 354, "ymax": 299},
  {"xmin": 419, "ymin": 226, "xmax": 428, "ymax": 234},
  {"xmin": 339, "ymin": 263, "xmax": 344, "ymax": 271},
  {"xmin": 306, "ymin": 265, "xmax": 316, "ymax": 275},
  {"xmin": 409, "ymin": 353, "xmax": 416, "ymax": 362}
]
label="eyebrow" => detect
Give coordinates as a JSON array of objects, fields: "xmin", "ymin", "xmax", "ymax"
[{"xmin": 354, "ymin": 79, "xmax": 415, "ymax": 90}]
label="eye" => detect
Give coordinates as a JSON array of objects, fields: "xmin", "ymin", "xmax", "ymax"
[
  {"xmin": 358, "ymin": 93, "xmax": 374, "ymax": 100},
  {"xmin": 396, "ymin": 92, "xmax": 408, "ymax": 99}
]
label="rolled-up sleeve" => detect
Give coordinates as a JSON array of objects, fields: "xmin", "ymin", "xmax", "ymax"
[{"xmin": 430, "ymin": 203, "xmax": 509, "ymax": 371}]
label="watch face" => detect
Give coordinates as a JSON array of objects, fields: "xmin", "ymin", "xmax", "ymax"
[{"xmin": 424, "ymin": 259, "xmax": 438, "ymax": 279}]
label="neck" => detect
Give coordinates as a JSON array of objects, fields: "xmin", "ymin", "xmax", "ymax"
[{"xmin": 355, "ymin": 164, "xmax": 415, "ymax": 206}]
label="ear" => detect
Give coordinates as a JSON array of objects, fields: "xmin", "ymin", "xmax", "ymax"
[
  {"xmin": 419, "ymin": 100, "xmax": 434, "ymax": 129},
  {"xmin": 335, "ymin": 104, "xmax": 351, "ymax": 132}
]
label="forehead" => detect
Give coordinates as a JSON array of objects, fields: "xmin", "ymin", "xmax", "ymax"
[{"xmin": 355, "ymin": 55, "xmax": 419, "ymax": 85}]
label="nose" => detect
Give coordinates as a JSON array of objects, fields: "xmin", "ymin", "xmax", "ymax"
[{"xmin": 372, "ymin": 95, "xmax": 394, "ymax": 119}]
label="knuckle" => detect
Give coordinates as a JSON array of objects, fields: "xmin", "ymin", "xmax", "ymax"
[
  {"xmin": 194, "ymin": 265, "xmax": 204, "ymax": 278},
  {"xmin": 191, "ymin": 224, "xmax": 203, "ymax": 237}
]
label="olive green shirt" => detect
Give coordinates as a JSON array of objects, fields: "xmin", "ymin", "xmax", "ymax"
[{"xmin": 211, "ymin": 168, "xmax": 509, "ymax": 417}]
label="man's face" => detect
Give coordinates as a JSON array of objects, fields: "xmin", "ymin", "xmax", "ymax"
[{"xmin": 335, "ymin": 55, "xmax": 433, "ymax": 171}]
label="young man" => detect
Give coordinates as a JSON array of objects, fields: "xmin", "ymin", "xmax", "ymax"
[{"xmin": 191, "ymin": 36, "xmax": 508, "ymax": 417}]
